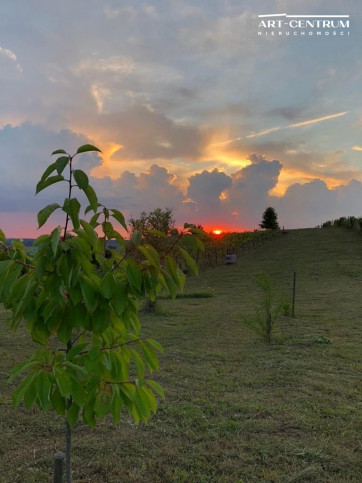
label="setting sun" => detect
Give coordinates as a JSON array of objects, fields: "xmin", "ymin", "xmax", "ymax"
[{"xmin": 212, "ymin": 229, "xmax": 223, "ymax": 235}]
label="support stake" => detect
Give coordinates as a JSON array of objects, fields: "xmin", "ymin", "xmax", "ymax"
[
  {"xmin": 292, "ymin": 271, "xmax": 296, "ymax": 317},
  {"xmin": 54, "ymin": 451, "xmax": 65, "ymax": 483}
]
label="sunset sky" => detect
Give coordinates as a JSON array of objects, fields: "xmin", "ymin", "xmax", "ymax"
[{"xmin": 1, "ymin": 0, "xmax": 362, "ymax": 237}]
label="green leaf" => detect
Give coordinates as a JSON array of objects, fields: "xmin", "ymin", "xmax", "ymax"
[
  {"xmin": 51, "ymin": 387, "xmax": 66, "ymax": 415},
  {"xmin": 57, "ymin": 319, "xmax": 72, "ymax": 344},
  {"xmin": 0, "ymin": 228, "xmax": 5, "ymax": 244},
  {"xmin": 13, "ymin": 372, "xmax": 37, "ymax": 407},
  {"xmin": 110, "ymin": 209, "xmax": 128, "ymax": 231},
  {"xmin": 52, "ymin": 149, "xmax": 67, "ymax": 155},
  {"xmin": 131, "ymin": 231, "xmax": 142, "ymax": 247},
  {"xmin": 8, "ymin": 360, "xmax": 40, "ymax": 383},
  {"xmin": 50, "ymin": 226, "xmax": 62, "ymax": 255},
  {"xmin": 189, "ymin": 227, "xmax": 206, "ymax": 236},
  {"xmin": 126, "ymin": 260, "xmax": 143, "ymax": 293},
  {"xmin": 40, "ymin": 162, "xmax": 57, "ymax": 181},
  {"xmin": 24, "ymin": 381, "xmax": 38, "ymax": 409},
  {"xmin": 66, "ymin": 342, "xmax": 89, "ymax": 361},
  {"xmin": 63, "ymin": 361, "xmax": 89, "ymax": 378},
  {"xmin": 36, "ymin": 175, "xmax": 64, "ymax": 194},
  {"xmin": 146, "ymin": 338, "xmax": 164, "ymax": 354},
  {"xmin": 161, "ymin": 271, "xmax": 177, "ymax": 299},
  {"xmin": 83, "ymin": 185, "xmax": 98, "ymax": 212},
  {"xmin": 138, "ymin": 244, "xmax": 160, "ymax": 268},
  {"xmin": 140, "ymin": 341, "xmax": 159, "ymax": 372},
  {"xmin": 119, "ymin": 383, "xmax": 136, "ymax": 404},
  {"xmin": 179, "ymin": 248, "xmax": 198, "ymax": 276},
  {"xmin": 0, "ymin": 259, "xmax": 12, "ymax": 276},
  {"xmin": 37, "ymin": 203, "xmax": 61, "ymax": 228},
  {"xmin": 107, "ymin": 351, "xmax": 123, "ymax": 380},
  {"xmin": 100, "ymin": 273, "xmax": 116, "ymax": 299},
  {"xmin": 70, "ymin": 377, "xmax": 86, "ymax": 407},
  {"xmin": 30, "ymin": 318, "xmax": 51, "ymax": 345},
  {"xmin": 146, "ymin": 379, "xmax": 165, "ymax": 399},
  {"xmin": 78, "ymin": 219, "xmax": 98, "ymax": 246},
  {"xmin": 83, "ymin": 398, "xmax": 96, "ymax": 427},
  {"xmin": 95, "ymin": 389, "xmax": 111, "ymax": 419},
  {"xmin": 102, "ymin": 221, "xmax": 115, "ymax": 239},
  {"xmin": 142, "ymin": 386, "xmax": 157, "ymax": 412},
  {"xmin": 63, "ymin": 197, "xmax": 81, "ymax": 230},
  {"xmin": 110, "ymin": 282, "xmax": 128, "ymax": 316},
  {"xmin": 55, "ymin": 156, "xmax": 69, "ymax": 175},
  {"xmin": 79, "ymin": 274, "xmax": 98, "ymax": 312},
  {"xmin": 195, "ymin": 236, "xmax": 205, "ymax": 252},
  {"xmin": 89, "ymin": 212, "xmax": 101, "ymax": 227},
  {"xmin": 35, "ymin": 371, "xmax": 52, "ymax": 410},
  {"xmin": 130, "ymin": 349, "xmax": 145, "ymax": 379},
  {"xmin": 55, "ymin": 371, "xmax": 72, "ymax": 398},
  {"xmin": 111, "ymin": 392, "xmax": 123, "ymax": 425},
  {"xmin": 135, "ymin": 387, "xmax": 151, "ymax": 421},
  {"xmin": 76, "ymin": 144, "xmax": 102, "ymax": 154},
  {"xmin": 73, "ymin": 169, "xmax": 89, "ymax": 189},
  {"xmin": 67, "ymin": 402, "xmax": 81, "ymax": 427},
  {"xmin": 165, "ymin": 255, "xmax": 184, "ymax": 290}
]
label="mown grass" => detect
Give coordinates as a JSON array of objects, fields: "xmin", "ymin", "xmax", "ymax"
[{"xmin": 0, "ymin": 227, "xmax": 361, "ymax": 482}]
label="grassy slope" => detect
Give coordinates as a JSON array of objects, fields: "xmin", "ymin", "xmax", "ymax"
[{"xmin": 0, "ymin": 228, "xmax": 361, "ymax": 482}]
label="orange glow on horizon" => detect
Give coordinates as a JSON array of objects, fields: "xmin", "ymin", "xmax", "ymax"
[{"xmin": 212, "ymin": 229, "xmax": 223, "ymax": 235}]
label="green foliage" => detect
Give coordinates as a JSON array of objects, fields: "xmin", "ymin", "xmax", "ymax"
[
  {"xmin": 259, "ymin": 207, "xmax": 279, "ymax": 230},
  {"xmin": 243, "ymin": 273, "xmax": 286, "ymax": 342},
  {"xmin": 322, "ymin": 216, "xmax": 362, "ymax": 231},
  {"xmin": 128, "ymin": 209, "xmax": 204, "ymax": 313},
  {"xmin": 129, "ymin": 208, "xmax": 176, "ymax": 236},
  {"xmin": 0, "ymin": 144, "xmax": 200, "ymax": 479}
]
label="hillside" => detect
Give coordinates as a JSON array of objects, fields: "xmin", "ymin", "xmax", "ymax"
[{"xmin": 0, "ymin": 228, "xmax": 361, "ymax": 482}]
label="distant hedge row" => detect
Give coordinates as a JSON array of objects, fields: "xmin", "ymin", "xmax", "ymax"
[{"xmin": 321, "ymin": 216, "xmax": 362, "ymax": 231}]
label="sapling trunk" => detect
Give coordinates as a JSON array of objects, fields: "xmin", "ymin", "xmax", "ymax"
[
  {"xmin": 266, "ymin": 311, "xmax": 272, "ymax": 343},
  {"xmin": 65, "ymin": 339, "xmax": 73, "ymax": 482}
]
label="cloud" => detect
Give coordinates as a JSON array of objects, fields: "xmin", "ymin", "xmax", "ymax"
[
  {"xmin": 180, "ymin": 10, "xmax": 258, "ymax": 57},
  {"xmin": 272, "ymin": 178, "xmax": 362, "ymax": 228},
  {"xmin": 3, "ymin": 131, "xmax": 362, "ymax": 236},
  {"xmin": 94, "ymin": 105, "xmax": 207, "ymax": 161},
  {"xmin": 222, "ymin": 154, "xmax": 282, "ymax": 226},
  {"xmin": 0, "ymin": 46, "xmax": 23, "ymax": 77},
  {"xmin": 91, "ymin": 164, "xmax": 184, "ymax": 223},
  {"xmin": 0, "ymin": 123, "xmax": 100, "ymax": 212},
  {"xmin": 187, "ymin": 168, "xmax": 232, "ymax": 209}
]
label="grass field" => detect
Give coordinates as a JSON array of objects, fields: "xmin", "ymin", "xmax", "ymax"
[{"xmin": 0, "ymin": 227, "xmax": 361, "ymax": 482}]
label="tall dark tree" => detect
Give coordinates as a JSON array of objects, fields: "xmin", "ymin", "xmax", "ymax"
[{"xmin": 259, "ymin": 207, "xmax": 279, "ymax": 230}]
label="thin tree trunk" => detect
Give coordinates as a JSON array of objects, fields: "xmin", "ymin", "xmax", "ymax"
[{"xmin": 266, "ymin": 311, "xmax": 272, "ymax": 343}]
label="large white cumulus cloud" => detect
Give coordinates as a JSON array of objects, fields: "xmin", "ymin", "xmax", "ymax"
[{"xmin": 274, "ymin": 179, "xmax": 362, "ymax": 228}]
